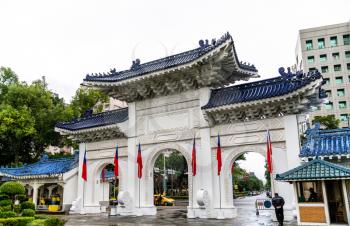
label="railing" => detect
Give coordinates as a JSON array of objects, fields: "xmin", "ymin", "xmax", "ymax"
[{"xmin": 255, "ymin": 198, "xmax": 273, "ymax": 215}]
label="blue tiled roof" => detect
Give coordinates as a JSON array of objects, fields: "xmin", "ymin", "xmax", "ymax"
[
  {"xmin": 276, "ymin": 159, "xmax": 350, "ymax": 181},
  {"xmin": 56, "ymin": 108, "xmax": 128, "ymax": 131},
  {"xmin": 202, "ymin": 68, "xmax": 324, "ymax": 109},
  {"xmin": 300, "ymin": 124, "xmax": 350, "ymax": 157},
  {"xmin": 84, "ymin": 33, "xmax": 257, "ymax": 83},
  {"xmin": 0, "ymin": 154, "xmax": 78, "ymax": 178}
]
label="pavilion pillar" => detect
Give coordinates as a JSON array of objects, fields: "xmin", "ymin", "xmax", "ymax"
[{"xmin": 32, "ymin": 183, "xmax": 39, "ymax": 208}]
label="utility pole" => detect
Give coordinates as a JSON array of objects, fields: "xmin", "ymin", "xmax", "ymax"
[{"xmin": 163, "ymin": 154, "xmax": 167, "ymax": 194}]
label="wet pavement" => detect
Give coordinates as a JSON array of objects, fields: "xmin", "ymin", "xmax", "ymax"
[{"xmin": 64, "ymin": 195, "xmax": 297, "ymax": 226}]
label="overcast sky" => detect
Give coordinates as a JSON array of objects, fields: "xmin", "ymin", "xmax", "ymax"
[
  {"xmin": 1, "ymin": 0, "xmax": 349, "ymax": 102},
  {"xmin": 1, "ymin": 0, "xmax": 349, "ymax": 182}
]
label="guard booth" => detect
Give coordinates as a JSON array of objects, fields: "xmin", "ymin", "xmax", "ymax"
[{"xmin": 276, "ymin": 159, "xmax": 350, "ymax": 225}]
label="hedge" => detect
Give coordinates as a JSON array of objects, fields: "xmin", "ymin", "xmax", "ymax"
[
  {"xmin": 0, "ymin": 206, "xmax": 12, "ymax": 212},
  {"xmin": 0, "ymin": 200, "xmax": 12, "ymax": 207},
  {"xmin": 0, "ymin": 211, "xmax": 16, "ymax": 218},
  {"xmin": 20, "ymin": 202, "xmax": 35, "ymax": 211},
  {"xmin": 27, "ymin": 219, "xmax": 45, "ymax": 226},
  {"xmin": 21, "ymin": 209, "xmax": 35, "ymax": 217},
  {"xmin": 0, "ymin": 195, "xmax": 9, "ymax": 201},
  {"xmin": 0, "ymin": 217, "xmax": 35, "ymax": 226}
]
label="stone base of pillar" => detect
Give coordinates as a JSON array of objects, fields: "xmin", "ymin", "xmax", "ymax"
[
  {"xmin": 117, "ymin": 205, "xmax": 157, "ymax": 216},
  {"xmin": 189, "ymin": 206, "xmax": 237, "ymax": 219},
  {"xmin": 82, "ymin": 205, "xmax": 102, "ymax": 214}
]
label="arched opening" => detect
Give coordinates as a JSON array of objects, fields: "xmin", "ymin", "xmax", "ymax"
[
  {"xmin": 231, "ymin": 152, "xmax": 267, "ymax": 199},
  {"xmin": 97, "ymin": 163, "xmax": 119, "ymax": 212},
  {"xmin": 36, "ymin": 183, "xmax": 64, "ymax": 212},
  {"xmin": 151, "ymin": 149, "xmax": 189, "ymax": 213}
]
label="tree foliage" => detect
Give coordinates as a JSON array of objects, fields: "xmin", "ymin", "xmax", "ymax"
[
  {"xmin": 312, "ymin": 115, "xmax": 340, "ymax": 130},
  {"xmin": 0, "ymin": 67, "xmax": 109, "ymax": 165}
]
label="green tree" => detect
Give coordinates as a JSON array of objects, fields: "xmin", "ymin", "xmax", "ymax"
[
  {"xmin": 312, "ymin": 115, "xmax": 340, "ymax": 129},
  {"xmin": 0, "ymin": 67, "xmax": 110, "ymax": 166},
  {"xmin": 69, "ymin": 88, "xmax": 108, "ymax": 117}
]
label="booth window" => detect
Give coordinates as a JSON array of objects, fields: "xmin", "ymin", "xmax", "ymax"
[{"xmin": 297, "ymin": 181, "xmax": 323, "ymax": 203}]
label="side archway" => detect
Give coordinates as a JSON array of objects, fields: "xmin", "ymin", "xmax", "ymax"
[{"xmin": 143, "ymin": 142, "xmax": 193, "ymax": 208}]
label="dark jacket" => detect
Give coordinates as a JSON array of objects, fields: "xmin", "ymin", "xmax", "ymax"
[{"xmin": 272, "ymin": 195, "xmax": 285, "ymax": 209}]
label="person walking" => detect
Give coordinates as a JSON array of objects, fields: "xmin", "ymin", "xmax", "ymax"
[{"xmin": 272, "ymin": 193, "xmax": 285, "ymax": 226}]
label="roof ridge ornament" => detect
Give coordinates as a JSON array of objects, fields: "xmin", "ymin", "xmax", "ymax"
[{"xmin": 131, "ymin": 59, "xmax": 141, "ymax": 70}]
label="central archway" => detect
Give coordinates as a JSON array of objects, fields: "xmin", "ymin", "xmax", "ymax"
[{"xmin": 143, "ymin": 143, "xmax": 193, "ymax": 215}]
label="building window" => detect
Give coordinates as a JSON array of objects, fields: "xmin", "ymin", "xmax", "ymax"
[
  {"xmin": 307, "ymin": 56, "xmax": 315, "ymax": 63},
  {"xmin": 309, "ymin": 67, "xmax": 317, "ymax": 72},
  {"xmin": 335, "ymin": 76, "xmax": 343, "ymax": 84},
  {"xmin": 339, "ymin": 101, "xmax": 347, "ymax": 109},
  {"xmin": 318, "ymin": 38, "xmax": 325, "ymax": 49},
  {"xmin": 330, "ymin": 36, "xmax": 338, "ymax": 47},
  {"xmin": 347, "ymin": 63, "xmax": 350, "ymax": 70},
  {"xmin": 337, "ymin": 89, "xmax": 345, "ymax": 97},
  {"xmin": 321, "ymin": 66, "xmax": 329, "ymax": 73},
  {"xmin": 332, "ymin": 52, "xmax": 340, "ymax": 60},
  {"xmin": 306, "ymin": 40, "xmax": 313, "ymax": 50},
  {"xmin": 297, "ymin": 181, "xmax": 324, "ymax": 203},
  {"xmin": 346, "ymin": 51, "xmax": 350, "ymax": 58},
  {"xmin": 349, "ymin": 75, "xmax": 350, "ymax": 82},
  {"xmin": 324, "ymin": 78, "xmax": 330, "ymax": 85},
  {"xmin": 325, "ymin": 102, "xmax": 333, "ymax": 110},
  {"xmin": 344, "ymin": 34, "xmax": 350, "ymax": 45},
  {"xmin": 340, "ymin": 114, "xmax": 348, "ymax": 122},
  {"xmin": 325, "ymin": 90, "xmax": 332, "ymax": 97},
  {"xmin": 320, "ymin": 54, "xmax": 327, "ymax": 62},
  {"xmin": 334, "ymin": 64, "xmax": 342, "ymax": 72}
]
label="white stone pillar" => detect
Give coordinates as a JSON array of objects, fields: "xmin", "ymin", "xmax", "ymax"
[
  {"xmin": 197, "ymin": 87, "xmax": 216, "ymax": 218},
  {"xmin": 126, "ymin": 102, "xmax": 138, "ymax": 212},
  {"xmin": 77, "ymin": 142, "xmax": 86, "ymax": 213},
  {"xmin": 274, "ymin": 114, "xmax": 301, "ymax": 221},
  {"xmin": 47, "ymin": 185, "xmax": 57, "ymax": 197}
]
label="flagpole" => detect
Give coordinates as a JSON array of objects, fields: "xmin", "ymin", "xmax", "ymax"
[
  {"xmin": 138, "ymin": 178, "xmax": 141, "ymax": 209},
  {"xmin": 219, "ymin": 174, "xmax": 221, "ymax": 209}
]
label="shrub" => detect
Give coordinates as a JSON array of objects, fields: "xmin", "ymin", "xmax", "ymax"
[
  {"xmin": 0, "ymin": 217, "xmax": 35, "ymax": 226},
  {"xmin": 0, "ymin": 200, "xmax": 12, "ymax": 207},
  {"xmin": 0, "ymin": 211, "xmax": 16, "ymax": 218},
  {"xmin": 13, "ymin": 205, "xmax": 21, "ymax": 214},
  {"xmin": 20, "ymin": 201, "xmax": 35, "ymax": 211},
  {"xmin": 0, "ymin": 195, "xmax": 9, "ymax": 201},
  {"xmin": 21, "ymin": 209, "xmax": 35, "ymax": 217},
  {"xmin": 0, "ymin": 206, "xmax": 12, "ymax": 212},
  {"xmin": 0, "ymin": 182, "xmax": 25, "ymax": 197},
  {"xmin": 27, "ymin": 219, "xmax": 46, "ymax": 226},
  {"xmin": 16, "ymin": 195, "xmax": 27, "ymax": 203},
  {"xmin": 44, "ymin": 217, "xmax": 65, "ymax": 226}
]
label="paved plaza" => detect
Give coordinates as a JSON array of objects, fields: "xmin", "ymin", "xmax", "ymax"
[{"xmin": 63, "ymin": 195, "xmax": 297, "ymax": 226}]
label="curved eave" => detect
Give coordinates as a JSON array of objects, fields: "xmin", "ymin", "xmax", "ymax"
[
  {"xmin": 0, "ymin": 172, "xmax": 63, "ymax": 180},
  {"xmin": 202, "ymin": 78, "xmax": 323, "ymax": 113},
  {"xmin": 276, "ymin": 176, "xmax": 350, "ymax": 182},
  {"xmin": 82, "ymin": 38, "xmax": 258, "ymax": 87},
  {"xmin": 55, "ymin": 123, "xmax": 122, "ymax": 135}
]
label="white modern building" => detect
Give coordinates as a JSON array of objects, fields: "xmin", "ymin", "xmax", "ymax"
[{"xmin": 295, "ymin": 21, "xmax": 350, "ymax": 127}]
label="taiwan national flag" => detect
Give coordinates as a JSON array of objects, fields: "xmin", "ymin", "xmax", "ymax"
[
  {"xmin": 137, "ymin": 143, "xmax": 143, "ymax": 179},
  {"xmin": 192, "ymin": 138, "xmax": 196, "ymax": 176},
  {"xmin": 217, "ymin": 134, "xmax": 222, "ymax": 176},
  {"xmin": 114, "ymin": 145, "xmax": 119, "ymax": 177},
  {"xmin": 82, "ymin": 150, "xmax": 87, "ymax": 181},
  {"xmin": 266, "ymin": 130, "xmax": 273, "ymax": 173}
]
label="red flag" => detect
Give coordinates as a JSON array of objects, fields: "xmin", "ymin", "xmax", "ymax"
[
  {"xmin": 114, "ymin": 145, "xmax": 119, "ymax": 177},
  {"xmin": 191, "ymin": 138, "xmax": 196, "ymax": 176},
  {"xmin": 82, "ymin": 151, "xmax": 87, "ymax": 181},
  {"xmin": 137, "ymin": 143, "xmax": 143, "ymax": 179},
  {"xmin": 231, "ymin": 164, "xmax": 234, "ymax": 174},
  {"xmin": 266, "ymin": 130, "xmax": 273, "ymax": 173},
  {"xmin": 217, "ymin": 134, "xmax": 222, "ymax": 175}
]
